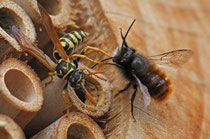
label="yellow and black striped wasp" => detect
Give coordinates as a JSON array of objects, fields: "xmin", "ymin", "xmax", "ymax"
[{"xmin": 11, "ymin": 4, "xmax": 111, "ymax": 114}]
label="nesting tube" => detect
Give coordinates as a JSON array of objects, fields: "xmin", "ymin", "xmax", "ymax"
[
  {"xmin": 69, "ymin": 63, "xmax": 112, "ymax": 117},
  {"xmin": 12, "ymin": 0, "xmax": 77, "ymax": 29},
  {"xmin": 0, "ymin": 1, "xmax": 36, "ymax": 60},
  {"xmin": 31, "ymin": 112, "xmax": 105, "ymax": 139},
  {"xmin": 11, "ymin": 0, "xmax": 41, "ymax": 23},
  {"xmin": 24, "ymin": 63, "xmax": 112, "ymax": 136},
  {"xmin": 0, "ymin": 58, "xmax": 43, "ymax": 128},
  {"xmin": 0, "ymin": 114, "xmax": 25, "ymax": 139},
  {"xmin": 38, "ymin": 0, "xmax": 78, "ymax": 29}
]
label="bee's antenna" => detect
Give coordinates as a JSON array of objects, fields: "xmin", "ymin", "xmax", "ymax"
[
  {"xmin": 124, "ymin": 19, "xmax": 136, "ymax": 40},
  {"xmin": 91, "ymin": 57, "xmax": 113, "ymax": 69},
  {"xmin": 120, "ymin": 19, "xmax": 136, "ymax": 49},
  {"xmin": 120, "ymin": 28, "xmax": 127, "ymax": 49}
]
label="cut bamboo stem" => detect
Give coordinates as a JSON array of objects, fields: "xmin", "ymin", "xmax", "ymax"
[
  {"xmin": 24, "ymin": 76, "xmax": 68, "ymax": 137},
  {"xmin": 0, "ymin": 58, "xmax": 43, "ymax": 128},
  {"xmin": 0, "ymin": 114, "xmax": 25, "ymax": 139},
  {"xmin": 11, "ymin": 0, "xmax": 41, "ymax": 23},
  {"xmin": 24, "ymin": 63, "xmax": 112, "ymax": 137},
  {"xmin": 0, "ymin": 0, "xmax": 36, "ymax": 60},
  {"xmin": 38, "ymin": 0, "xmax": 78, "ymax": 29},
  {"xmin": 31, "ymin": 112, "xmax": 105, "ymax": 139},
  {"xmin": 69, "ymin": 63, "xmax": 112, "ymax": 117},
  {"xmin": 12, "ymin": 0, "xmax": 77, "ymax": 29}
]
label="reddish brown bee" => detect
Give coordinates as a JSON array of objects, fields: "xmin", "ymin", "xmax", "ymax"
[{"xmin": 93, "ymin": 19, "xmax": 193, "ymax": 120}]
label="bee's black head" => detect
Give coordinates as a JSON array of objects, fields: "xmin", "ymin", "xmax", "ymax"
[
  {"xmin": 113, "ymin": 19, "xmax": 136, "ymax": 65},
  {"xmin": 91, "ymin": 19, "xmax": 137, "ymax": 69},
  {"xmin": 68, "ymin": 69, "xmax": 85, "ymax": 89},
  {"xmin": 113, "ymin": 46, "xmax": 136, "ymax": 64}
]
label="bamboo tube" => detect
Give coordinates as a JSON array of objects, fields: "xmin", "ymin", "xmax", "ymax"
[
  {"xmin": 0, "ymin": 0, "xmax": 36, "ymax": 60},
  {"xmin": 11, "ymin": 0, "xmax": 77, "ymax": 29},
  {"xmin": 11, "ymin": 0, "xmax": 41, "ymax": 23},
  {"xmin": 24, "ymin": 63, "xmax": 112, "ymax": 137},
  {"xmin": 0, "ymin": 114, "xmax": 25, "ymax": 139},
  {"xmin": 69, "ymin": 63, "xmax": 112, "ymax": 117},
  {"xmin": 38, "ymin": 0, "xmax": 78, "ymax": 29},
  {"xmin": 0, "ymin": 58, "xmax": 43, "ymax": 128},
  {"xmin": 31, "ymin": 112, "xmax": 105, "ymax": 139}
]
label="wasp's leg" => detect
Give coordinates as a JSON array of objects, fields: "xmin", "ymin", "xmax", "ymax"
[
  {"xmin": 75, "ymin": 46, "xmax": 111, "ymax": 63},
  {"xmin": 68, "ymin": 54, "xmax": 103, "ymax": 64},
  {"xmin": 85, "ymin": 89, "xmax": 97, "ymax": 106},
  {"xmin": 62, "ymin": 82, "xmax": 71, "ymax": 115},
  {"xmin": 45, "ymin": 72, "xmax": 56, "ymax": 87},
  {"xmin": 131, "ymin": 84, "xmax": 137, "ymax": 122},
  {"xmin": 62, "ymin": 90, "xmax": 70, "ymax": 115},
  {"xmin": 81, "ymin": 83, "xmax": 97, "ymax": 106},
  {"xmin": 81, "ymin": 67, "xmax": 106, "ymax": 81},
  {"xmin": 82, "ymin": 46, "xmax": 111, "ymax": 57}
]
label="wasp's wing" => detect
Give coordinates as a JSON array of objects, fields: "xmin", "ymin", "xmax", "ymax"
[
  {"xmin": 147, "ymin": 49, "xmax": 193, "ymax": 66},
  {"xmin": 38, "ymin": 4, "xmax": 68, "ymax": 60},
  {"xmin": 132, "ymin": 73, "xmax": 151, "ymax": 108},
  {"xmin": 11, "ymin": 26, "xmax": 55, "ymax": 71}
]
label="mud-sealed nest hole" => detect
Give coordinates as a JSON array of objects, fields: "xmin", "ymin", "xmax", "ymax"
[
  {"xmin": 67, "ymin": 124, "xmax": 94, "ymax": 139},
  {"xmin": 0, "ymin": 8, "xmax": 21, "ymax": 35},
  {"xmin": 38, "ymin": 0, "xmax": 61, "ymax": 15},
  {"xmin": 4, "ymin": 69, "xmax": 35, "ymax": 103},
  {"xmin": 74, "ymin": 76, "xmax": 102, "ymax": 106}
]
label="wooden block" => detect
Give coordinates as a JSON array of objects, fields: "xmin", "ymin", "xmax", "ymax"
[{"xmin": 72, "ymin": 0, "xmax": 210, "ymax": 138}]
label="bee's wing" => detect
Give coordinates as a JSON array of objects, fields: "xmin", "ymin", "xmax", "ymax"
[
  {"xmin": 38, "ymin": 4, "xmax": 68, "ymax": 60},
  {"xmin": 11, "ymin": 26, "xmax": 55, "ymax": 71},
  {"xmin": 147, "ymin": 49, "xmax": 193, "ymax": 66},
  {"xmin": 133, "ymin": 73, "xmax": 151, "ymax": 108}
]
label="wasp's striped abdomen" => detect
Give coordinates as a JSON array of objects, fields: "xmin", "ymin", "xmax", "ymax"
[{"xmin": 53, "ymin": 31, "xmax": 88, "ymax": 60}]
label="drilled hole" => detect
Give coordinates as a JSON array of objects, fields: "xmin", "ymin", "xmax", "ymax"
[
  {"xmin": 67, "ymin": 124, "xmax": 94, "ymax": 139},
  {"xmin": 38, "ymin": 0, "xmax": 61, "ymax": 15},
  {"xmin": 4, "ymin": 69, "xmax": 35, "ymax": 103},
  {"xmin": 0, "ymin": 127, "xmax": 12, "ymax": 139}
]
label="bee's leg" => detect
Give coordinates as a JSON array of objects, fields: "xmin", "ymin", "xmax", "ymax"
[
  {"xmin": 62, "ymin": 83, "xmax": 71, "ymax": 115},
  {"xmin": 81, "ymin": 67, "xmax": 106, "ymax": 81},
  {"xmin": 68, "ymin": 54, "xmax": 103, "ymax": 64},
  {"xmin": 81, "ymin": 46, "xmax": 111, "ymax": 57},
  {"xmin": 131, "ymin": 84, "xmax": 137, "ymax": 122},
  {"xmin": 45, "ymin": 72, "xmax": 56, "ymax": 87},
  {"xmin": 115, "ymin": 82, "xmax": 132, "ymax": 97},
  {"xmin": 119, "ymin": 82, "xmax": 132, "ymax": 93}
]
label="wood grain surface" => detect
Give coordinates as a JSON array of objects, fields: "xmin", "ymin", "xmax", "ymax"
[{"xmin": 80, "ymin": 0, "xmax": 210, "ymax": 138}]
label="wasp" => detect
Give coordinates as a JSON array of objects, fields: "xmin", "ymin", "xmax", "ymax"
[
  {"xmin": 93, "ymin": 19, "xmax": 193, "ymax": 121},
  {"xmin": 11, "ymin": 4, "xmax": 111, "ymax": 115}
]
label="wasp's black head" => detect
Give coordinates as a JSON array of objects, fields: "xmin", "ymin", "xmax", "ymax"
[{"xmin": 68, "ymin": 69, "xmax": 85, "ymax": 89}]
